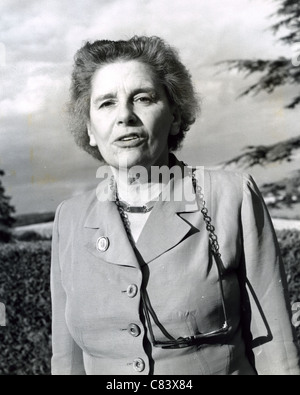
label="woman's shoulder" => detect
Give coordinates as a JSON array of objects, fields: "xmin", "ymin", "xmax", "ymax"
[
  {"xmin": 191, "ymin": 166, "xmax": 261, "ymax": 208},
  {"xmin": 55, "ymin": 188, "xmax": 98, "ymax": 218},
  {"xmin": 177, "ymin": 155, "xmax": 255, "ymax": 191},
  {"xmin": 195, "ymin": 166, "xmax": 256, "ymax": 191},
  {"xmin": 192, "ymin": 167, "xmax": 264, "ymax": 219}
]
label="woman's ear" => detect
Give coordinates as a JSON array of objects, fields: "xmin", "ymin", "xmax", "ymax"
[
  {"xmin": 170, "ymin": 108, "xmax": 181, "ymax": 136},
  {"xmin": 87, "ymin": 123, "xmax": 97, "ymax": 147}
]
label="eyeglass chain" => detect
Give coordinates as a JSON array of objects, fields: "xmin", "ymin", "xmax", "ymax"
[
  {"xmin": 110, "ymin": 176, "xmax": 135, "ymax": 245},
  {"xmin": 109, "ymin": 169, "xmax": 221, "ymax": 258},
  {"xmin": 110, "ymin": 169, "xmax": 228, "ymax": 343}
]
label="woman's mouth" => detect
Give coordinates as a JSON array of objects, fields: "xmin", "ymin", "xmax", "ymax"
[
  {"xmin": 120, "ymin": 135, "xmax": 139, "ymax": 141},
  {"xmin": 114, "ymin": 134, "xmax": 146, "ymax": 148}
]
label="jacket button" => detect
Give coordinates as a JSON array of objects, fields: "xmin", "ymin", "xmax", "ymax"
[
  {"xmin": 128, "ymin": 323, "xmax": 141, "ymax": 337},
  {"xmin": 133, "ymin": 358, "xmax": 145, "ymax": 373},
  {"xmin": 127, "ymin": 284, "xmax": 138, "ymax": 298},
  {"xmin": 96, "ymin": 237, "xmax": 109, "ymax": 252}
]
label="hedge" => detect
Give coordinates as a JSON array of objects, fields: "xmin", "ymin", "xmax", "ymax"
[
  {"xmin": 277, "ymin": 230, "xmax": 300, "ymax": 306},
  {"xmin": 0, "ymin": 241, "xmax": 52, "ymax": 375},
  {"xmin": 0, "ymin": 230, "xmax": 299, "ymax": 375}
]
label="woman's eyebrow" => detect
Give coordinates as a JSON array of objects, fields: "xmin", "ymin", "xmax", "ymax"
[
  {"xmin": 131, "ymin": 87, "xmax": 157, "ymax": 96},
  {"xmin": 93, "ymin": 93, "xmax": 116, "ymax": 105}
]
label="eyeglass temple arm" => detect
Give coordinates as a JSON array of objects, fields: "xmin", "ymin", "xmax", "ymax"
[
  {"xmin": 213, "ymin": 249, "xmax": 230, "ymax": 329},
  {"xmin": 141, "ymin": 289, "xmax": 177, "ymax": 343}
]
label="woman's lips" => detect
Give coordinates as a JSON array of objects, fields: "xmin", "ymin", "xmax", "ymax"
[{"xmin": 113, "ymin": 134, "xmax": 146, "ymax": 148}]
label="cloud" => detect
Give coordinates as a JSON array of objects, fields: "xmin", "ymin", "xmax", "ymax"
[
  {"xmin": 0, "ymin": 0, "xmax": 298, "ymax": 214},
  {"xmin": 0, "ymin": 0, "xmax": 286, "ymax": 118}
]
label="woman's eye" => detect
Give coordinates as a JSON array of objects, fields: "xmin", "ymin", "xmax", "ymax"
[
  {"xmin": 99, "ymin": 101, "xmax": 115, "ymax": 109},
  {"xmin": 135, "ymin": 96, "xmax": 153, "ymax": 104}
]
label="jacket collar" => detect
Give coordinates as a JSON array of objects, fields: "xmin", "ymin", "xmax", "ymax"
[
  {"xmin": 135, "ymin": 157, "xmax": 200, "ymax": 264},
  {"xmin": 84, "ymin": 156, "xmax": 202, "ymax": 267}
]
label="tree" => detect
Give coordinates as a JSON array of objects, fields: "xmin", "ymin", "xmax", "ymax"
[
  {"xmin": 0, "ymin": 170, "xmax": 15, "ymax": 243},
  {"xmin": 220, "ymin": 0, "xmax": 300, "ymax": 208}
]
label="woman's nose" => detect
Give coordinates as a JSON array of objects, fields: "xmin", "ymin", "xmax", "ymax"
[{"xmin": 116, "ymin": 102, "xmax": 137, "ymax": 125}]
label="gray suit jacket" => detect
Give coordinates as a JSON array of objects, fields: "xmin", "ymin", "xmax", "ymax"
[{"xmin": 51, "ymin": 160, "xmax": 299, "ymax": 375}]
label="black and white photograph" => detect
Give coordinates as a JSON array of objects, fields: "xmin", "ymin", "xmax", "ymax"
[{"xmin": 0, "ymin": 0, "xmax": 299, "ymax": 377}]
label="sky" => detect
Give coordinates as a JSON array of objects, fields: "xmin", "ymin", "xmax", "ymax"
[{"xmin": 0, "ymin": 0, "xmax": 299, "ymax": 215}]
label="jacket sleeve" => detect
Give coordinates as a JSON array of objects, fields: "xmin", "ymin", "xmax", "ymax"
[
  {"xmin": 240, "ymin": 174, "xmax": 300, "ymax": 375},
  {"xmin": 51, "ymin": 202, "xmax": 86, "ymax": 375}
]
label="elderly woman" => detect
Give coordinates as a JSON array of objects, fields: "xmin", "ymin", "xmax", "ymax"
[{"xmin": 51, "ymin": 36, "xmax": 299, "ymax": 375}]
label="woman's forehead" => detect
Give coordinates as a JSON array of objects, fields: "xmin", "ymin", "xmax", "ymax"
[{"xmin": 90, "ymin": 60, "xmax": 162, "ymax": 95}]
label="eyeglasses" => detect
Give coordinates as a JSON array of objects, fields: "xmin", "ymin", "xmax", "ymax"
[{"xmin": 141, "ymin": 251, "xmax": 230, "ymax": 349}]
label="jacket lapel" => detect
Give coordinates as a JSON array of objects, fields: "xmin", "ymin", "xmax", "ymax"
[
  {"xmin": 83, "ymin": 159, "xmax": 204, "ymax": 267},
  {"xmin": 135, "ymin": 170, "xmax": 201, "ymax": 264},
  {"xmin": 83, "ymin": 179, "xmax": 140, "ymax": 269}
]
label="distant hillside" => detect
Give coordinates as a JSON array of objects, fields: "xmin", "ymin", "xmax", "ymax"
[
  {"xmin": 14, "ymin": 212, "xmax": 55, "ymax": 227},
  {"xmin": 269, "ymin": 204, "xmax": 300, "ymax": 221},
  {"xmin": 12, "ymin": 217, "xmax": 300, "ymax": 242}
]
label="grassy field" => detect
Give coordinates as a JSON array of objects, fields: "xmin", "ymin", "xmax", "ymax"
[
  {"xmin": 14, "ymin": 212, "xmax": 55, "ymax": 228},
  {"xmin": 0, "ymin": 229, "xmax": 299, "ymax": 375}
]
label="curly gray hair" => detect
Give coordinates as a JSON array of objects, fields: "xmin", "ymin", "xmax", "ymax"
[{"xmin": 69, "ymin": 36, "xmax": 200, "ymax": 161}]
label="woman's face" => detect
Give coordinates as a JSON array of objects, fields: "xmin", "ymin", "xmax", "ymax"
[{"xmin": 87, "ymin": 60, "xmax": 179, "ymax": 170}]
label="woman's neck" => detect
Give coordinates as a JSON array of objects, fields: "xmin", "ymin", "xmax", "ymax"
[{"xmin": 111, "ymin": 161, "xmax": 170, "ymax": 206}]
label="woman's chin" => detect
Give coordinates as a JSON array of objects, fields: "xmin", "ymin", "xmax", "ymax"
[{"xmin": 114, "ymin": 151, "xmax": 151, "ymax": 170}]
